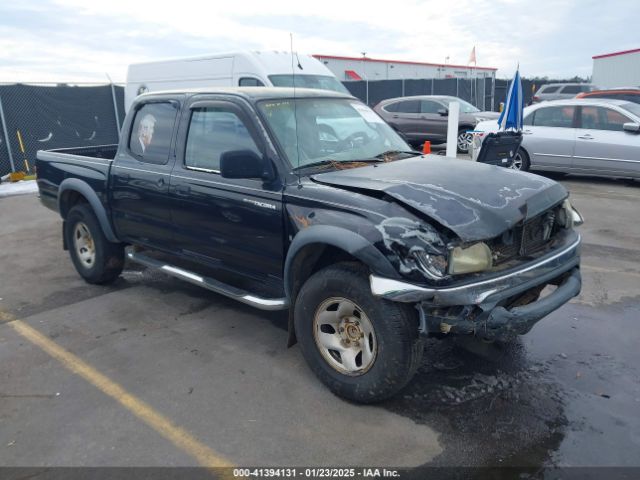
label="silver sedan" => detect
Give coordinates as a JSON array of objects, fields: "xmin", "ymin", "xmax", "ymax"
[{"xmin": 472, "ymin": 99, "xmax": 640, "ymax": 178}]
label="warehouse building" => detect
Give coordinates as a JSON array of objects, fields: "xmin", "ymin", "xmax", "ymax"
[
  {"xmin": 592, "ymin": 48, "xmax": 640, "ymax": 88},
  {"xmin": 313, "ymin": 54, "xmax": 497, "ymax": 82}
]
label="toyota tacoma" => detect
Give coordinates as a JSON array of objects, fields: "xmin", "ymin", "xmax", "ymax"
[{"xmin": 36, "ymin": 87, "xmax": 583, "ymax": 403}]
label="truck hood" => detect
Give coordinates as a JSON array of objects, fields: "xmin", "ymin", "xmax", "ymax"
[{"xmin": 311, "ymin": 156, "xmax": 567, "ymax": 241}]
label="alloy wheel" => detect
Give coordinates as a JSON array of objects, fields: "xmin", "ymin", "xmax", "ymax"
[
  {"xmin": 457, "ymin": 131, "xmax": 473, "ymax": 153},
  {"xmin": 510, "ymin": 151, "xmax": 524, "ymax": 170}
]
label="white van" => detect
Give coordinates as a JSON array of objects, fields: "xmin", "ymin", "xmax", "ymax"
[{"xmin": 125, "ymin": 50, "xmax": 349, "ymax": 111}]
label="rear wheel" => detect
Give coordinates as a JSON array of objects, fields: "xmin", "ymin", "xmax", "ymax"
[
  {"xmin": 294, "ymin": 262, "xmax": 424, "ymax": 403},
  {"xmin": 65, "ymin": 204, "xmax": 124, "ymax": 284}
]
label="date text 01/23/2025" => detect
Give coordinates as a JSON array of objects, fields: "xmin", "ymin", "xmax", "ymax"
[{"xmin": 232, "ymin": 468, "xmax": 401, "ymax": 478}]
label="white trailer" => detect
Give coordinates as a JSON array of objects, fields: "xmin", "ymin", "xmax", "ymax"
[
  {"xmin": 592, "ymin": 48, "xmax": 640, "ymax": 89},
  {"xmin": 125, "ymin": 51, "xmax": 349, "ymax": 111}
]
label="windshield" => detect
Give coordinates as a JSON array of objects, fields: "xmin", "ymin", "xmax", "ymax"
[
  {"xmin": 258, "ymin": 98, "xmax": 412, "ymax": 169},
  {"xmin": 269, "ymin": 74, "xmax": 350, "ymax": 95},
  {"xmin": 441, "ymin": 96, "xmax": 481, "ymax": 113},
  {"xmin": 621, "ymin": 102, "xmax": 640, "ymax": 118}
]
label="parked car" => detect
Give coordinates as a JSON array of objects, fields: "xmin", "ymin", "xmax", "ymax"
[
  {"xmin": 36, "ymin": 87, "xmax": 582, "ymax": 403},
  {"xmin": 373, "ymin": 95, "xmax": 499, "ymax": 153},
  {"xmin": 532, "ymin": 83, "xmax": 598, "ymax": 103},
  {"xmin": 472, "ymin": 99, "xmax": 640, "ymax": 177},
  {"xmin": 576, "ymin": 88, "xmax": 640, "ymax": 104}
]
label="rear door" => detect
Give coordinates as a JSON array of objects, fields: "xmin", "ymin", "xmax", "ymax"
[
  {"xmin": 573, "ymin": 105, "xmax": 640, "ymax": 177},
  {"xmin": 537, "ymin": 85, "xmax": 560, "ymax": 101},
  {"xmin": 384, "ymin": 99, "xmax": 422, "ymax": 142},
  {"xmin": 523, "ymin": 105, "xmax": 577, "ymax": 170},
  {"xmin": 168, "ymin": 96, "xmax": 284, "ymax": 287},
  {"xmin": 110, "ymin": 99, "xmax": 180, "ymax": 248},
  {"xmin": 558, "ymin": 84, "xmax": 583, "ymax": 99}
]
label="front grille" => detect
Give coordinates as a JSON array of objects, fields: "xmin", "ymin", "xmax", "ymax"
[{"xmin": 491, "ymin": 209, "xmax": 558, "ymax": 265}]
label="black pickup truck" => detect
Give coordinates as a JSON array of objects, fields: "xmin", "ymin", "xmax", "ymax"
[{"xmin": 36, "ymin": 87, "xmax": 583, "ymax": 402}]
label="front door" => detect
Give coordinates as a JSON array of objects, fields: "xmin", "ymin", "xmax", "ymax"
[
  {"xmin": 573, "ymin": 105, "xmax": 640, "ymax": 177},
  {"xmin": 168, "ymin": 97, "xmax": 284, "ymax": 290}
]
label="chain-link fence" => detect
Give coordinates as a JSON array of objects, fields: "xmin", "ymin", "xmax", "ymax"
[
  {"xmin": 343, "ymin": 77, "xmax": 557, "ymax": 111},
  {"xmin": 0, "ymin": 78, "xmax": 562, "ymax": 177},
  {"xmin": 344, "ymin": 77, "xmax": 495, "ymax": 109},
  {"xmin": 0, "ymin": 84, "xmax": 124, "ymax": 177}
]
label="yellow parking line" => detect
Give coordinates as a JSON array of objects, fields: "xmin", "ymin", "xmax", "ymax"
[{"xmin": 1, "ymin": 311, "xmax": 233, "ymax": 469}]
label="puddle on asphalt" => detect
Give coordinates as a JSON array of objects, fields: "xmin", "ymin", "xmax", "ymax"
[{"xmin": 384, "ymin": 336, "xmax": 567, "ymax": 470}]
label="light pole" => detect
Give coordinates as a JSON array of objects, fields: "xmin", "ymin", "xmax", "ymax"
[{"xmin": 361, "ymin": 51, "xmax": 369, "ymax": 105}]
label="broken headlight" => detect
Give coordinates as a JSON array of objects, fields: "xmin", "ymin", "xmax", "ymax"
[
  {"xmin": 448, "ymin": 242, "xmax": 493, "ymax": 275},
  {"xmin": 412, "ymin": 251, "xmax": 448, "ymax": 280},
  {"xmin": 558, "ymin": 199, "xmax": 584, "ymax": 228}
]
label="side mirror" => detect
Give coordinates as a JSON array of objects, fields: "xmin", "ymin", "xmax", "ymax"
[
  {"xmin": 220, "ymin": 150, "xmax": 269, "ymax": 179},
  {"xmin": 438, "ymin": 108, "xmax": 448, "ymax": 116},
  {"xmin": 623, "ymin": 122, "xmax": 640, "ymax": 133}
]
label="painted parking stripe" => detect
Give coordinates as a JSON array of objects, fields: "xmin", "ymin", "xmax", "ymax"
[{"xmin": 0, "ymin": 311, "xmax": 233, "ymax": 469}]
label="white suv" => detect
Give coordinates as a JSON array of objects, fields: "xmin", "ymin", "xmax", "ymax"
[{"xmin": 532, "ymin": 83, "xmax": 598, "ymax": 103}]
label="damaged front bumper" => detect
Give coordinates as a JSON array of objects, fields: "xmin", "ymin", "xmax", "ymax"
[{"xmin": 370, "ymin": 232, "xmax": 581, "ymax": 340}]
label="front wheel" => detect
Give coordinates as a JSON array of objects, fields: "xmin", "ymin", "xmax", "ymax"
[
  {"xmin": 457, "ymin": 129, "xmax": 474, "ymax": 154},
  {"xmin": 294, "ymin": 262, "xmax": 424, "ymax": 403},
  {"xmin": 511, "ymin": 147, "xmax": 530, "ymax": 171},
  {"xmin": 65, "ymin": 204, "xmax": 124, "ymax": 284}
]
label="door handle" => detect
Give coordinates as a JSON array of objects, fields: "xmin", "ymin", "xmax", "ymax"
[
  {"xmin": 522, "ymin": 130, "xmax": 533, "ymax": 135},
  {"xmin": 175, "ymin": 185, "xmax": 191, "ymax": 196},
  {"xmin": 578, "ymin": 134, "xmax": 594, "ymax": 140},
  {"xmin": 392, "ymin": 115, "xmax": 399, "ymax": 118},
  {"xmin": 156, "ymin": 177, "xmax": 165, "ymax": 187},
  {"xmin": 119, "ymin": 172, "xmax": 130, "ymax": 180}
]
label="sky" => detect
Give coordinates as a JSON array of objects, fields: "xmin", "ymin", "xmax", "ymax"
[{"xmin": 0, "ymin": 0, "xmax": 638, "ymax": 84}]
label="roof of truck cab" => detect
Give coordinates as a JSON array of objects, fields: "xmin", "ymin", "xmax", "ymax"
[{"xmin": 138, "ymin": 87, "xmax": 354, "ymax": 102}]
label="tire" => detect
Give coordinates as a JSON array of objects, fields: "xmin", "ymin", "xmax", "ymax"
[
  {"xmin": 511, "ymin": 147, "xmax": 530, "ymax": 172},
  {"xmin": 294, "ymin": 262, "xmax": 424, "ymax": 403},
  {"xmin": 457, "ymin": 129, "xmax": 474, "ymax": 154},
  {"xmin": 64, "ymin": 204, "xmax": 124, "ymax": 284}
]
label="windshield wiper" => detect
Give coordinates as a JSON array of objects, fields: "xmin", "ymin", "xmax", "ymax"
[
  {"xmin": 293, "ymin": 158, "xmax": 383, "ymax": 171},
  {"xmin": 373, "ymin": 149, "xmax": 422, "ymax": 159}
]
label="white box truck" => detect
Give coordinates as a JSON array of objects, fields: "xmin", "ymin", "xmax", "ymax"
[{"xmin": 125, "ymin": 50, "xmax": 349, "ymax": 111}]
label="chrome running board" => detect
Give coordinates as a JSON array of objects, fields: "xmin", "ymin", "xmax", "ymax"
[{"xmin": 126, "ymin": 250, "xmax": 288, "ymax": 311}]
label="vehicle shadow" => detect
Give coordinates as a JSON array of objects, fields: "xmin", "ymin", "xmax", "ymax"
[
  {"xmin": 122, "ymin": 264, "xmax": 567, "ymax": 469},
  {"xmin": 537, "ymin": 171, "xmax": 639, "ymax": 188}
]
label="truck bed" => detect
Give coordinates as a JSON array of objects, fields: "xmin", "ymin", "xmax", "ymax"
[
  {"xmin": 37, "ymin": 144, "xmax": 118, "ymax": 162},
  {"xmin": 36, "ymin": 144, "xmax": 118, "ymax": 213}
]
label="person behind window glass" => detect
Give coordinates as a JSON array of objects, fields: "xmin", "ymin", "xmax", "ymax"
[{"xmin": 137, "ymin": 113, "xmax": 156, "ymax": 153}]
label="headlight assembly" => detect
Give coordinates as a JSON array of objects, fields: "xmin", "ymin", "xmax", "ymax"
[
  {"xmin": 412, "ymin": 251, "xmax": 448, "ymax": 280},
  {"xmin": 558, "ymin": 199, "xmax": 584, "ymax": 228},
  {"xmin": 448, "ymin": 242, "xmax": 493, "ymax": 275}
]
